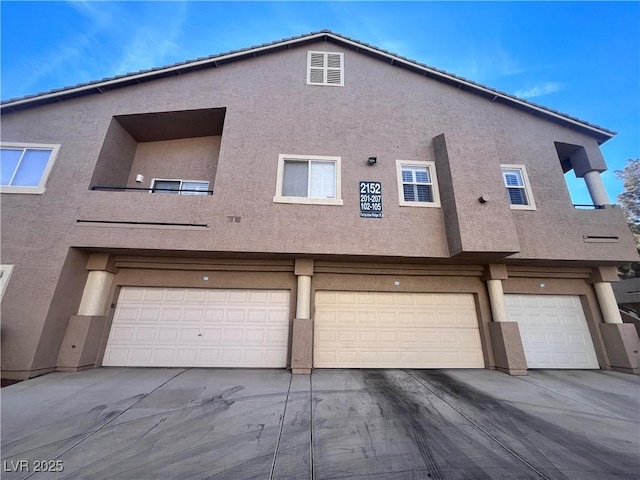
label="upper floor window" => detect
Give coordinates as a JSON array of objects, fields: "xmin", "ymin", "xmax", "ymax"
[
  {"xmin": 307, "ymin": 51, "xmax": 344, "ymax": 86},
  {"xmin": 151, "ymin": 179, "xmax": 211, "ymax": 195},
  {"xmin": 501, "ymin": 165, "xmax": 536, "ymax": 210},
  {"xmin": 395, "ymin": 160, "xmax": 441, "ymax": 207},
  {"xmin": 1, "ymin": 143, "xmax": 60, "ymax": 194},
  {"xmin": 274, "ymin": 154, "xmax": 343, "ymax": 205}
]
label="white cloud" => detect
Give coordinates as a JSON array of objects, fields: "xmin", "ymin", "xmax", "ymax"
[{"xmin": 515, "ymin": 82, "xmax": 562, "ymax": 99}]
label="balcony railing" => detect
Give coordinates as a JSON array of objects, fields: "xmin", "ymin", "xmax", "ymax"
[
  {"xmin": 573, "ymin": 204, "xmax": 605, "ymax": 209},
  {"xmin": 90, "ymin": 186, "xmax": 213, "ymax": 195}
]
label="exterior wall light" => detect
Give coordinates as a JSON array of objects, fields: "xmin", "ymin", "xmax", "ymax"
[
  {"xmin": 478, "ymin": 195, "xmax": 488, "ymax": 203},
  {"xmin": 368, "ymin": 157, "xmax": 377, "ymax": 165}
]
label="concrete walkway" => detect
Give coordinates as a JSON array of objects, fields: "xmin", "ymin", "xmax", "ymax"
[{"xmin": 2, "ymin": 368, "xmax": 638, "ymax": 479}]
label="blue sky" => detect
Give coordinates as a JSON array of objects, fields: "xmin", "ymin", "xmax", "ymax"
[{"xmin": 2, "ymin": 1, "xmax": 638, "ymax": 204}]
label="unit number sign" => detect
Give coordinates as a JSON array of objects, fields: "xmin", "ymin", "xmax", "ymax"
[{"xmin": 360, "ymin": 181, "xmax": 383, "ymax": 218}]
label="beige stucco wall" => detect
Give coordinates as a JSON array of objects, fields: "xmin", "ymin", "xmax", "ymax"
[
  {"xmin": 2, "ymin": 40, "xmax": 635, "ymax": 263},
  {"xmin": 1, "ymin": 39, "xmax": 637, "ymax": 377},
  {"xmin": 125, "ymin": 136, "xmax": 221, "ymax": 188}
]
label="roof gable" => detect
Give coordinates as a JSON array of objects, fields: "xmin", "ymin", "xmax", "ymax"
[{"xmin": 0, "ymin": 30, "xmax": 614, "ymax": 143}]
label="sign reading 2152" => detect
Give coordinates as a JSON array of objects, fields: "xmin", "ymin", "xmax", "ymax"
[{"xmin": 360, "ymin": 181, "xmax": 383, "ymax": 218}]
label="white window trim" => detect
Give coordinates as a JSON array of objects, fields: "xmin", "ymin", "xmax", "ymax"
[
  {"xmin": 501, "ymin": 164, "xmax": 536, "ymax": 210},
  {"xmin": 395, "ymin": 160, "xmax": 441, "ymax": 208},
  {"xmin": 0, "ymin": 265, "xmax": 14, "ymax": 302},
  {"xmin": 149, "ymin": 178, "xmax": 210, "ymax": 195},
  {"xmin": 273, "ymin": 154, "xmax": 343, "ymax": 205},
  {"xmin": 0, "ymin": 142, "xmax": 61, "ymax": 195},
  {"xmin": 306, "ymin": 51, "xmax": 344, "ymax": 87}
]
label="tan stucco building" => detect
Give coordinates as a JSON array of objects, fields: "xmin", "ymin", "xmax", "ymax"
[{"xmin": 1, "ymin": 31, "xmax": 638, "ymax": 381}]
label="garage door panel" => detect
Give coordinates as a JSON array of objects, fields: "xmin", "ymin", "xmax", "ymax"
[
  {"xmin": 201, "ymin": 328, "xmax": 222, "ymax": 341},
  {"xmin": 204, "ymin": 309, "xmax": 224, "ymax": 322},
  {"xmin": 139, "ymin": 308, "xmax": 161, "ymax": 321},
  {"xmin": 135, "ymin": 327, "xmax": 156, "ymax": 342},
  {"xmin": 184, "ymin": 309, "xmax": 204, "ymax": 321},
  {"xmin": 110, "ymin": 326, "xmax": 135, "ymax": 342},
  {"xmin": 314, "ymin": 291, "xmax": 484, "ymax": 368},
  {"xmin": 158, "ymin": 328, "xmax": 179, "ymax": 341},
  {"xmin": 506, "ymin": 294, "xmax": 598, "ymax": 369},
  {"xmin": 104, "ymin": 287, "xmax": 290, "ymax": 367}
]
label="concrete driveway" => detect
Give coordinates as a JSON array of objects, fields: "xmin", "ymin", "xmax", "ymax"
[{"xmin": 2, "ymin": 368, "xmax": 638, "ymax": 480}]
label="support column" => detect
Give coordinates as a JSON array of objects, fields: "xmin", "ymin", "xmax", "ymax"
[
  {"xmin": 483, "ymin": 265, "xmax": 528, "ymax": 376},
  {"xmin": 593, "ymin": 281, "xmax": 623, "ymax": 324},
  {"xmin": 291, "ymin": 259, "xmax": 314, "ymax": 375},
  {"xmin": 591, "ymin": 267, "xmax": 639, "ymax": 374},
  {"xmin": 583, "ymin": 170, "xmax": 611, "ymax": 206},
  {"xmin": 296, "ymin": 275, "xmax": 311, "ymax": 319},
  {"xmin": 486, "ymin": 279, "xmax": 509, "ymax": 323},
  {"xmin": 57, "ymin": 253, "xmax": 117, "ymax": 372},
  {"xmin": 78, "ymin": 270, "xmax": 115, "ymax": 316}
]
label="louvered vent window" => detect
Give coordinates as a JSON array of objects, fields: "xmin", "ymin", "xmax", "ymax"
[
  {"xmin": 307, "ymin": 51, "xmax": 344, "ymax": 86},
  {"xmin": 501, "ymin": 165, "xmax": 536, "ymax": 210}
]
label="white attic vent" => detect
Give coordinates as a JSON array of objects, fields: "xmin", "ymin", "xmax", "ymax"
[{"xmin": 307, "ymin": 51, "xmax": 344, "ymax": 86}]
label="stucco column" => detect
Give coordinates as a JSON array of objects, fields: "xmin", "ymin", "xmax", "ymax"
[
  {"xmin": 593, "ymin": 282, "xmax": 623, "ymax": 324},
  {"xmin": 483, "ymin": 265, "xmax": 527, "ymax": 375},
  {"xmin": 292, "ymin": 259, "xmax": 314, "ymax": 375},
  {"xmin": 486, "ymin": 279, "xmax": 509, "ymax": 323},
  {"xmin": 58, "ymin": 253, "xmax": 118, "ymax": 372},
  {"xmin": 296, "ymin": 275, "xmax": 312, "ymax": 319},
  {"xmin": 583, "ymin": 171, "xmax": 611, "ymax": 206},
  {"xmin": 78, "ymin": 270, "xmax": 114, "ymax": 316},
  {"xmin": 590, "ymin": 266, "xmax": 639, "ymax": 374}
]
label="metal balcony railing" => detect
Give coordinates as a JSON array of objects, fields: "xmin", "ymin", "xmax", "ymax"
[
  {"xmin": 90, "ymin": 186, "xmax": 213, "ymax": 195},
  {"xmin": 573, "ymin": 204, "xmax": 605, "ymax": 209}
]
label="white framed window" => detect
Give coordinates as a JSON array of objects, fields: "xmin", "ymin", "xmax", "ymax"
[
  {"xmin": 395, "ymin": 160, "xmax": 441, "ymax": 207},
  {"xmin": 501, "ymin": 164, "xmax": 536, "ymax": 210},
  {"xmin": 150, "ymin": 179, "xmax": 210, "ymax": 195},
  {"xmin": 274, "ymin": 154, "xmax": 343, "ymax": 205},
  {"xmin": 0, "ymin": 143, "xmax": 60, "ymax": 194},
  {"xmin": 0, "ymin": 265, "xmax": 14, "ymax": 301},
  {"xmin": 307, "ymin": 51, "xmax": 344, "ymax": 86}
]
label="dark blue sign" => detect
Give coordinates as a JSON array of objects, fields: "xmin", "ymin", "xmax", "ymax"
[{"xmin": 360, "ymin": 181, "xmax": 383, "ymax": 218}]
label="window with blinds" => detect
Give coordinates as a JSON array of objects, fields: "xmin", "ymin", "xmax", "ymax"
[
  {"xmin": 283, "ymin": 161, "xmax": 335, "ymax": 198},
  {"xmin": 395, "ymin": 160, "xmax": 441, "ymax": 207},
  {"xmin": 307, "ymin": 51, "xmax": 344, "ymax": 86},
  {"xmin": 501, "ymin": 165, "xmax": 536, "ymax": 210},
  {"xmin": 274, "ymin": 154, "xmax": 343, "ymax": 205}
]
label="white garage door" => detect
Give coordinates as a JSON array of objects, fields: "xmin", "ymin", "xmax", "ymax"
[
  {"xmin": 505, "ymin": 294, "xmax": 598, "ymax": 369},
  {"xmin": 103, "ymin": 287, "xmax": 290, "ymax": 367},
  {"xmin": 314, "ymin": 291, "xmax": 484, "ymax": 368}
]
